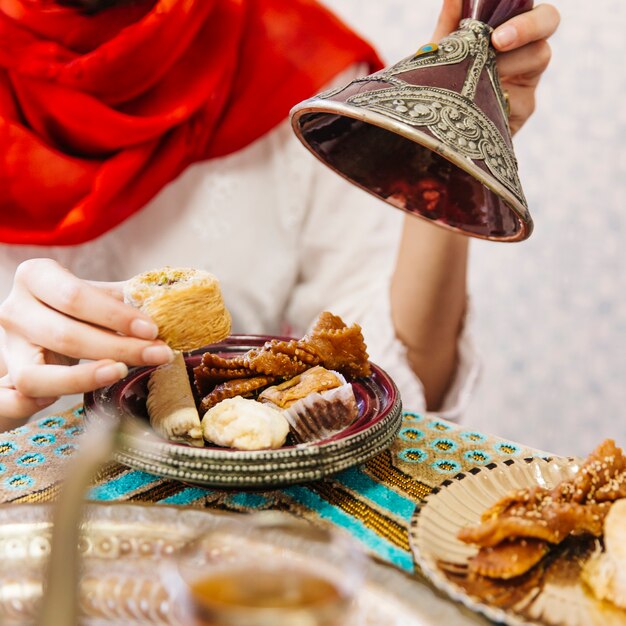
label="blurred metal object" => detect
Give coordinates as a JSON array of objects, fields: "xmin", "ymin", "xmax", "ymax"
[
  {"xmin": 291, "ymin": 1, "xmax": 534, "ymax": 242},
  {"xmin": 34, "ymin": 413, "xmax": 153, "ymax": 626},
  {"xmin": 0, "ymin": 503, "xmax": 489, "ymax": 625}
]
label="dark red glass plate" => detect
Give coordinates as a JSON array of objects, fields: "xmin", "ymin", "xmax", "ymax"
[{"xmin": 84, "ymin": 335, "xmax": 403, "ymax": 487}]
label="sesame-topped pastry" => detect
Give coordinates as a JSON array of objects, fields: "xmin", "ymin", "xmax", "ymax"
[
  {"xmin": 458, "ymin": 439, "xmax": 626, "ymax": 580},
  {"xmin": 259, "ymin": 366, "xmax": 359, "ymax": 444}
]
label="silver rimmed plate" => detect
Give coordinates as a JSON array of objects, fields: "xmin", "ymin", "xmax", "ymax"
[
  {"xmin": 0, "ymin": 502, "xmax": 486, "ymax": 626},
  {"xmin": 84, "ymin": 335, "xmax": 402, "ymax": 488},
  {"xmin": 410, "ymin": 457, "xmax": 626, "ymax": 626}
]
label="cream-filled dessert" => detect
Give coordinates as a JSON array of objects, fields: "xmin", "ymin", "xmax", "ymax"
[{"xmin": 202, "ymin": 396, "xmax": 289, "ymax": 451}]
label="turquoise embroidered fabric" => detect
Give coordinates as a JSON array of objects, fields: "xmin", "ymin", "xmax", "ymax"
[{"xmin": 0, "ymin": 406, "xmax": 542, "ymax": 572}]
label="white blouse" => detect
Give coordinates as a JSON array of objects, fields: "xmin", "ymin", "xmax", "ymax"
[{"xmin": 0, "ymin": 68, "xmax": 479, "ymax": 419}]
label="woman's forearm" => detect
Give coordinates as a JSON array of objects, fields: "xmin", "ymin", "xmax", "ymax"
[{"xmin": 391, "ymin": 216, "xmax": 469, "ymax": 410}]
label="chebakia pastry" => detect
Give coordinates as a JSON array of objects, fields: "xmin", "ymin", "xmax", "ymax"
[
  {"xmin": 194, "ymin": 311, "xmax": 370, "ymax": 410},
  {"xmin": 457, "ymin": 439, "xmax": 626, "ymax": 580},
  {"xmin": 192, "ymin": 312, "xmax": 369, "ymax": 449},
  {"xmin": 124, "ymin": 267, "xmax": 232, "ymax": 445},
  {"xmin": 582, "ymin": 498, "xmax": 626, "ymax": 609},
  {"xmin": 123, "ymin": 267, "xmax": 231, "ymax": 351}
]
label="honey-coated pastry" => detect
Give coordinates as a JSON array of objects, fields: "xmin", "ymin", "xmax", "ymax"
[
  {"xmin": 244, "ymin": 340, "xmax": 317, "ymax": 378},
  {"xmin": 468, "ymin": 538, "xmax": 551, "ymax": 580},
  {"xmin": 459, "ymin": 500, "xmax": 610, "ymax": 547},
  {"xmin": 458, "ymin": 439, "xmax": 626, "ymax": 579},
  {"xmin": 124, "ymin": 267, "xmax": 231, "ymax": 351},
  {"xmin": 200, "ymin": 376, "xmax": 277, "ymax": 412},
  {"xmin": 258, "ymin": 366, "xmax": 343, "ymax": 409},
  {"xmin": 193, "ymin": 311, "xmax": 371, "ymax": 404},
  {"xmin": 304, "ymin": 312, "xmax": 371, "ymax": 378},
  {"xmin": 146, "ymin": 352, "xmax": 203, "ymax": 446}
]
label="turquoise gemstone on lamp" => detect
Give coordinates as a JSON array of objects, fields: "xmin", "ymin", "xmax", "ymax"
[{"xmin": 415, "ymin": 43, "xmax": 439, "ymax": 58}]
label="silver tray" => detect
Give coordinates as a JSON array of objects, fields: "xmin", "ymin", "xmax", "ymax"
[{"xmin": 0, "ymin": 502, "xmax": 489, "ymax": 625}]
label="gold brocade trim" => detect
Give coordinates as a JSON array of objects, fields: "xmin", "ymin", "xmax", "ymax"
[
  {"xmin": 365, "ymin": 451, "xmax": 433, "ymax": 501},
  {"xmin": 91, "ymin": 462, "xmax": 130, "ymax": 486},
  {"xmin": 310, "ymin": 482, "xmax": 411, "ymax": 552},
  {"xmin": 127, "ymin": 480, "xmax": 188, "ymax": 503},
  {"xmin": 8, "ymin": 482, "xmax": 61, "ymax": 504}
]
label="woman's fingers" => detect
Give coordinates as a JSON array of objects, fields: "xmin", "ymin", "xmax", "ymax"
[
  {"xmin": 10, "ymin": 360, "xmax": 128, "ymax": 398},
  {"xmin": 503, "ymin": 84, "xmax": 536, "ymax": 136},
  {"xmin": 431, "ymin": 3, "xmax": 560, "ymax": 52},
  {"xmin": 0, "ymin": 333, "xmax": 131, "ymax": 421},
  {"xmin": 0, "ymin": 374, "xmax": 57, "ymax": 420},
  {"xmin": 3, "ymin": 297, "xmax": 173, "ymax": 365},
  {"xmin": 13, "ymin": 259, "xmax": 158, "ymax": 340},
  {"xmin": 492, "ymin": 4, "xmax": 560, "ymax": 52},
  {"xmin": 85, "ymin": 280, "xmax": 126, "ymax": 301},
  {"xmin": 493, "ymin": 6, "xmax": 559, "ymax": 135},
  {"xmin": 496, "ymin": 40, "xmax": 552, "ymax": 85},
  {"xmin": 1, "ymin": 259, "xmax": 174, "ymax": 367},
  {"xmin": 3, "ymin": 334, "xmax": 129, "ymax": 398}
]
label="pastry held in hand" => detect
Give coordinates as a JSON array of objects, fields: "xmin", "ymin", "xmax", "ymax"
[
  {"xmin": 124, "ymin": 267, "xmax": 231, "ymax": 351},
  {"xmin": 259, "ymin": 366, "xmax": 358, "ymax": 444},
  {"xmin": 202, "ymin": 396, "xmax": 289, "ymax": 451},
  {"xmin": 147, "ymin": 352, "xmax": 203, "ymax": 446},
  {"xmin": 582, "ymin": 498, "xmax": 626, "ymax": 609}
]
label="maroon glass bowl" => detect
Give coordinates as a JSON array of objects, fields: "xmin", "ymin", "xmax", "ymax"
[{"xmin": 84, "ymin": 335, "xmax": 403, "ymax": 488}]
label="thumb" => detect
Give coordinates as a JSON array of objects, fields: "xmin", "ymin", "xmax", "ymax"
[{"xmin": 432, "ymin": 0, "xmax": 463, "ymax": 41}]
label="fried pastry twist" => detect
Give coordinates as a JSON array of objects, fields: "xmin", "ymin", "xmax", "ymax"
[
  {"xmin": 467, "ymin": 538, "xmax": 550, "ymax": 580},
  {"xmin": 193, "ymin": 312, "xmax": 371, "ymax": 411},
  {"xmin": 303, "ymin": 311, "xmax": 371, "ymax": 378},
  {"xmin": 245, "ymin": 340, "xmax": 320, "ymax": 377},
  {"xmin": 458, "ymin": 439, "xmax": 626, "ymax": 579},
  {"xmin": 200, "ymin": 376, "xmax": 278, "ymax": 412}
]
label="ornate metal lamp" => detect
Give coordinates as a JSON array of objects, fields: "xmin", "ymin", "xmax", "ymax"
[{"xmin": 291, "ymin": 0, "xmax": 534, "ymax": 242}]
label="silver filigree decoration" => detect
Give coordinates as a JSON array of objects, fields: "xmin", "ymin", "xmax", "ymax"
[
  {"xmin": 315, "ymin": 84, "xmax": 351, "ymax": 101},
  {"xmin": 323, "ymin": 18, "xmax": 508, "ymax": 128},
  {"xmin": 347, "ymin": 85, "xmax": 526, "ymax": 205},
  {"xmin": 461, "ymin": 23, "xmax": 492, "ymax": 99},
  {"xmin": 370, "ymin": 19, "xmax": 493, "ymax": 80}
]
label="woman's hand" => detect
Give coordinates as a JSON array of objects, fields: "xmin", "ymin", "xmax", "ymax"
[
  {"xmin": 433, "ymin": 1, "xmax": 561, "ymax": 134},
  {"xmin": 0, "ymin": 259, "xmax": 174, "ymax": 423}
]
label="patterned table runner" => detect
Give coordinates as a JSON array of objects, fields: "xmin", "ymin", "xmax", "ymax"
[{"xmin": 0, "ymin": 406, "xmax": 542, "ymax": 572}]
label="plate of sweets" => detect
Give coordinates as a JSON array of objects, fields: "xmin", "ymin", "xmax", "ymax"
[
  {"xmin": 85, "ymin": 267, "xmax": 402, "ymax": 488},
  {"xmin": 410, "ymin": 438, "xmax": 626, "ymax": 626}
]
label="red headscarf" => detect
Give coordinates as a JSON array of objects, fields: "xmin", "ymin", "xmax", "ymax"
[{"xmin": 0, "ymin": 0, "xmax": 382, "ymax": 245}]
